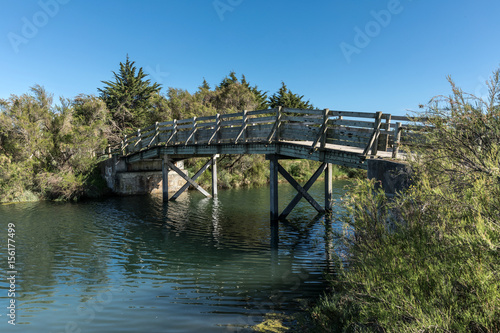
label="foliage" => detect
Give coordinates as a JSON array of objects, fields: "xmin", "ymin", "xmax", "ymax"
[
  {"xmin": 0, "ymin": 86, "xmax": 108, "ymax": 202},
  {"xmin": 98, "ymin": 55, "xmax": 161, "ymax": 132},
  {"xmin": 310, "ymin": 69, "xmax": 500, "ymax": 332},
  {"xmin": 269, "ymin": 82, "xmax": 314, "ymax": 109},
  {"xmin": 0, "ymin": 66, "xmax": 323, "ymax": 202}
]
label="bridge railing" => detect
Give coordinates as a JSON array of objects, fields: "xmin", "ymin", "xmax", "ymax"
[{"xmin": 105, "ymin": 108, "xmax": 426, "ymax": 160}]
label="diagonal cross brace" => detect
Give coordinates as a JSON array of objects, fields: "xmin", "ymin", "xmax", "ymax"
[
  {"xmin": 167, "ymin": 159, "xmax": 212, "ymax": 200},
  {"xmin": 278, "ymin": 162, "xmax": 327, "ymax": 219}
]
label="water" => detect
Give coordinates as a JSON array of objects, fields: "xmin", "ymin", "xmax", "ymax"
[{"xmin": 0, "ymin": 180, "xmax": 350, "ymax": 332}]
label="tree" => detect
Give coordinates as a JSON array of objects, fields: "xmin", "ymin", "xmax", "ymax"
[
  {"xmin": 268, "ymin": 82, "xmax": 313, "ymax": 109},
  {"xmin": 0, "ymin": 86, "xmax": 108, "ymax": 202},
  {"xmin": 241, "ymin": 74, "xmax": 269, "ymax": 110},
  {"xmin": 211, "ymin": 71, "xmax": 258, "ymax": 113},
  {"xmin": 98, "ymin": 56, "xmax": 161, "ymax": 132}
]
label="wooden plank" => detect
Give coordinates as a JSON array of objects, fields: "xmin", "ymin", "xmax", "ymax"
[
  {"xmin": 220, "ymin": 112, "xmax": 244, "ymax": 120},
  {"xmin": 330, "ymin": 119, "xmax": 377, "ymax": 128},
  {"xmin": 219, "ymin": 119, "xmax": 243, "ymax": 127},
  {"xmin": 282, "ymin": 115, "xmax": 323, "ymax": 124},
  {"xmin": 247, "ymin": 116, "xmax": 276, "ymax": 125},
  {"xmin": 329, "ymin": 110, "xmax": 378, "ymax": 118},
  {"xmin": 327, "ymin": 140, "xmax": 367, "ymax": 149},
  {"xmin": 176, "ymin": 118, "xmax": 194, "ymax": 124},
  {"xmin": 282, "ymin": 108, "xmax": 324, "ymax": 115},
  {"xmin": 177, "ymin": 124, "xmax": 195, "ymax": 130},
  {"xmin": 196, "ymin": 115, "xmax": 217, "ymax": 122},
  {"xmin": 196, "ymin": 121, "xmax": 216, "ymax": 128},
  {"xmin": 247, "ymin": 108, "xmax": 276, "ymax": 116},
  {"xmin": 247, "ymin": 125, "xmax": 274, "ymax": 140},
  {"xmin": 329, "ymin": 126, "xmax": 374, "ymax": 135}
]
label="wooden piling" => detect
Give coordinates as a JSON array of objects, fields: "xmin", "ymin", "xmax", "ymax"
[
  {"xmin": 269, "ymin": 154, "xmax": 279, "ymax": 222},
  {"xmin": 212, "ymin": 155, "xmax": 218, "ymax": 197},
  {"xmin": 162, "ymin": 155, "xmax": 169, "ymax": 202},
  {"xmin": 325, "ymin": 163, "xmax": 333, "ymax": 212}
]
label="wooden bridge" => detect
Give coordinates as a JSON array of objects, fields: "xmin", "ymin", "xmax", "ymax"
[{"xmin": 105, "ymin": 107, "xmax": 419, "ymax": 220}]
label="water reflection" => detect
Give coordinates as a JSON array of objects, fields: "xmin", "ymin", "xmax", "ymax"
[{"xmin": 0, "ymin": 180, "xmax": 351, "ymax": 332}]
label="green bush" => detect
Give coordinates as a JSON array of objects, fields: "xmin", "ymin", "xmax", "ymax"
[{"xmin": 311, "ymin": 69, "xmax": 500, "ymax": 332}]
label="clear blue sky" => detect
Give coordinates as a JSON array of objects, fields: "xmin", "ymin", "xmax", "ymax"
[{"xmin": 1, "ymin": 0, "xmax": 499, "ymax": 116}]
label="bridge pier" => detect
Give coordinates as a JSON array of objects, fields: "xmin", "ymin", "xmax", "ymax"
[{"xmin": 267, "ymin": 154, "xmax": 333, "ymax": 221}]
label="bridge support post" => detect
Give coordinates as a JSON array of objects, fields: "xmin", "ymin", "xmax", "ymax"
[
  {"xmin": 269, "ymin": 154, "xmax": 279, "ymax": 222},
  {"xmin": 162, "ymin": 155, "xmax": 169, "ymax": 202},
  {"xmin": 211, "ymin": 155, "xmax": 218, "ymax": 197},
  {"xmin": 325, "ymin": 163, "xmax": 333, "ymax": 213}
]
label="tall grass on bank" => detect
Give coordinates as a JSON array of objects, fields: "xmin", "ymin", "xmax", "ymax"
[{"xmin": 311, "ymin": 69, "xmax": 500, "ymax": 332}]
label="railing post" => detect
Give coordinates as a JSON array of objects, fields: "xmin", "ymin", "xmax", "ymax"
[
  {"xmin": 321, "ymin": 108, "xmax": 329, "ymax": 149},
  {"xmin": 215, "ymin": 113, "xmax": 221, "ymax": 144},
  {"xmin": 392, "ymin": 122, "xmax": 402, "ymax": 159},
  {"xmin": 276, "ymin": 106, "xmax": 282, "ymax": 142},
  {"xmin": 155, "ymin": 121, "xmax": 159, "ymax": 146},
  {"xmin": 191, "ymin": 117, "xmax": 197, "ymax": 144},
  {"xmin": 383, "ymin": 115, "xmax": 391, "ymax": 151},
  {"xmin": 173, "ymin": 119, "xmax": 178, "ymax": 144},
  {"xmin": 371, "ymin": 111, "xmax": 382, "ymax": 156},
  {"xmin": 136, "ymin": 129, "xmax": 141, "ymax": 152},
  {"xmin": 123, "ymin": 134, "xmax": 128, "ymax": 154},
  {"xmin": 107, "ymin": 145, "xmax": 111, "ymax": 158},
  {"xmin": 242, "ymin": 109, "xmax": 248, "ymax": 143}
]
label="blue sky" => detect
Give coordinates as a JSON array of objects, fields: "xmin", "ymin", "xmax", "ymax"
[{"xmin": 1, "ymin": 0, "xmax": 499, "ymax": 116}]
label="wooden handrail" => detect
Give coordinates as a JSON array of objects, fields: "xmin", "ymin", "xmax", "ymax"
[{"xmin": 99, "ymin": 108, "xmax": 424, "ymax": 160}]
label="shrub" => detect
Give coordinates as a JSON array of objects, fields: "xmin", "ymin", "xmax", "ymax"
[{"xmin": 311, "ymin": 68, "xmax": 500, "ymax": 332}]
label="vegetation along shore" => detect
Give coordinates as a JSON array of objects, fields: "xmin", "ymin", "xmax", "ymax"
[{"xmin": 0, "ymin": 57, "xmax": 361, "ymax": 204}]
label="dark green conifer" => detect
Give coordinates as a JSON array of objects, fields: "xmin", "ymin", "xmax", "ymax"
[
  {"xmin": 268, "ymin": 81, "xmax": 313, "ymax": 109},
  {"xmin": 98, "ymin": 55, "xmax": 161, "ymax": 132}
]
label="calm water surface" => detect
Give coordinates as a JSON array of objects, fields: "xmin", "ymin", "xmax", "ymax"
[{"xmin": 0, "ymin": 180, "xmax": 350, "ymax": 332}]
